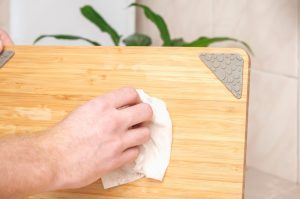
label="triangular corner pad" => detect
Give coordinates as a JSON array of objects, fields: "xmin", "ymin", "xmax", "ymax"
[
  {"xmin": 0, "ymin": 50, "xmax": 15, "ymax": 69},
  {"xmin": 199, "ymin": 53, "xmax": 244, "ymax": 99}
]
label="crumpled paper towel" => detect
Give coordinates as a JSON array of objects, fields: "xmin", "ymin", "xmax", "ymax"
[{"xmin": 101, "ymin": 89, "xmax": 172, "ymax": 189}]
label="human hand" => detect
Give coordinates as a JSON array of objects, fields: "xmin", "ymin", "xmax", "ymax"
[
  {"xmin": 0, "ymin": 29, "xmax": 13, "ymax": 52},
  {"xmin": 41, "ymin": 87, "xmax": 153, "ymax": 190}
]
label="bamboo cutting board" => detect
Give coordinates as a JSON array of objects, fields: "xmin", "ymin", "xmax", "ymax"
[{"xmin": 0, "ymin": 46, "xmax": 250, "ymax": 199}]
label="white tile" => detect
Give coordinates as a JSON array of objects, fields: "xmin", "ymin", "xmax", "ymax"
[
  {"xmin": 278, "ymin": 187, "xmax": 300, "ymax": 199},
  {"xmin": 245, "ymin": 167, "xmax": 300, "ymax": 199},
  {"xmin": 136, "ymin": 0, "xmax": 213, "ymax": 45},
  {"xmin": 10, "ymin": 0, "xmax": 136, "ymax": 45},
  {"xmin": 246, "ymin": 70, "xmax": 298, "ymax": 182},
  {"xmin": 212, "ymin": 0, "xmax": 298, "ymax": 77},
  {"xmin": 136, "ymin": 0, "xmax": 297, "ymax": 75},
  {"xmin": 0, "ymin": 0, "xmax": 9, "ymax": 31}
]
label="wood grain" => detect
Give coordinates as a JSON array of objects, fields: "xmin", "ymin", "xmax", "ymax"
[{"xmin": 0, "ymin": 46, "xmax": 250, "ymax": 199}]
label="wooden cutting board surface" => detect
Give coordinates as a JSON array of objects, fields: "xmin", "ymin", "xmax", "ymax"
[{"xmin": 0, "ymin": 46, "xmax": 250, "ymax": 199}]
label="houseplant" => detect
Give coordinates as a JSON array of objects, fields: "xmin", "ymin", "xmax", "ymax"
[{"xmin": 34, "ymin": 3, "xmax": 252, "ymax": 53}]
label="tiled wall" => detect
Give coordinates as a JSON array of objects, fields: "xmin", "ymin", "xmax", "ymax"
[
  {"xmin": 9, "ymin": 0, "xmax": 136, "ymax": 45},
  {"xmin": 136, "ymin": 0, "xmax": 299, "ymax": 182},
  {"xmin": 0, "ymin": 0, "xmax": 9, "ymax": 32}
]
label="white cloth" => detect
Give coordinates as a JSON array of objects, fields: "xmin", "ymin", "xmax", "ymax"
[{"xmin": 101, "ymin": 89, "xmax": 172, "ymax": 189}]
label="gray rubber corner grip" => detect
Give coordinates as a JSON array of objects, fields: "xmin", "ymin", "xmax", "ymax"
[
  {"xmin": 199, "ymin": 53, "xmax": 244, "ymax": 99},
  {"xmin": 0, "ymin": 50, "xmax": 15, "ymax": 69}
]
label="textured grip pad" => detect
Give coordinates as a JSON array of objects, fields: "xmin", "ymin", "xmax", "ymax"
[
  {"xmin": 0, "ymin": 51, "xmax": 14, "ymax": 69},
  {"xmin": 200, "ymin": 53, "xmax": 244, "ymax": 99}
]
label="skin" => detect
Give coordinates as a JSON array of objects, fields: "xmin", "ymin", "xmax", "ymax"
[
  {"xmin": 0, "ymin": 29, "xmax": 13, "ymax": 49},
  {"xmin": 0, "ymin": 30, "xmax": 153, "ymax": 199}
]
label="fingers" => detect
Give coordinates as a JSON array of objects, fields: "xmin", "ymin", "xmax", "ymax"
[
  {"xmin": 0, "ymin": 29, "xmax": 13, "ymax": 45},
  {"xmin": 122, "ymin": 127, "xmax": 150, "ymax": 150},
  {"xmin": 102, "ymin": 87, "xmax": 141, "ymax": 109},
  {"xmin": 113, "ymin": 128, "xmax": 149, "ymax": 169},
  {"xmin": 121, "ymin": 103, "xmax": 153, "ymax": 127},
  {"xmin": 119, "ymin": 147, "xmax": 140, "ymax": 166}
]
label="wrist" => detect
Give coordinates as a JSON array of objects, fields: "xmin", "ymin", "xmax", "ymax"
[
  {"xmin": 0, "ymin": 132, "xmax": 63, "ymax": 198},
  {"xmin": 35, "ymin": 130, "xmax": 64, "ymax": 192}
]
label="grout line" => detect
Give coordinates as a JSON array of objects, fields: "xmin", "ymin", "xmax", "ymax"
[{"xmin": 250, "ymin": 68, "xmax": 298, "ymax": 80}]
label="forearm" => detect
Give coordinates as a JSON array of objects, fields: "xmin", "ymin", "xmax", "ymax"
[{"xmin": 0, "ymin": 133, "xmax": 59, "ymax": 199}]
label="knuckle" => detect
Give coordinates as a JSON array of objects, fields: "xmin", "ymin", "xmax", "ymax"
[
  {"xmin": 142, "ymin": 103, "xmax": 153, "ymax": 118},
  {"xmin": 131, "ymin": 147, "xmax": 140, "ymax": 158},
  {"xmin": 99, "ymin": 95, "xmax": 113, "ymax": 108},
  {"xmin": 107, "ymin": 110, "xmax": 126, "ymax": 130},
  {"xmin": 130, "ymin": 146, "xmax": 140, "ymax": 160},
  {"xmin": 117, "ymin": 114, "xmax": 132, "ymax": 129},
  {"xmin": 110, "ymin": 138, "xmax": 123, "ymax": 155},
  {"xmin": 124, "ymin": 115, "xmax": 134, "ymax": 124},
  {"xmin": 123, "ymin": 86, "xmax": 136, "ymax": 94},
  {"xmin": 108, "ymin": 155, "xmax": 123, "ymax": 170},
  {"xmin": 89, "ymin": 96, "xmax": 110, "ymax": 111},
  {"xmin": 122, "ymin": 111, "xmax": 134, "ymax": 126},
  {"xmin": 123, "ymin": 147, "xmax": 140, "ymax": 165},
  {"xmin": 141, "ymin": 127, "xmax": 151, "ymax": 142},
  {"xmin": 112, "ymin": 114, "xmax": 123, "ymax": 127},
  {"xmin": 103, "ymin": 112, "xmax": 119, "ymax": 127},
  {"xmin": 123, "ymin": 87, "xmax": 139, "ymax": 100},
  {"xmin": 102, "ymin": 112, "xmax": 119, "ymax": 131}
]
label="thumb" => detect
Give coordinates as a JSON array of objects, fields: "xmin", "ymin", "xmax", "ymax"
[{"xmin": 0, "ymin": 30, "xmax": 13, "ymax": 45}]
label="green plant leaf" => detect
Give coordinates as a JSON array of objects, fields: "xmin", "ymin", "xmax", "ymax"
[
  {"xmin": 184, "ymin": 36, "xmax": 253, "ymax": 54},
  {"xmin": 81, "ymin": 5, "xmax": 121, "ymax": 45},
  {"xmin": 170, "ymin": 38, "xmax": 188, "ymax": 46},
  {"xmin": 130, "ymin": 3, "xmax": 171, "ymax": 46},
  {"xmin": 33, "ymin": 34, "xmax": 101, "ymax": 46},
  {"xmin": 237, "ymin": 40, "xmax": 253, "ymax": 55},
  {"xmin": 123, "ymin": 33, "xmax": 152, "ymax": 46}
]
